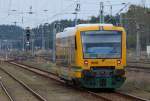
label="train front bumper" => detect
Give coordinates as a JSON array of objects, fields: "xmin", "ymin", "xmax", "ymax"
[
  {"xmin": 79, "ymin": 69, "xmax": 126, "ymax": 88},
  {"xmin": 79, "ymin": 76, "xmax": 126, "ymax": 88}
]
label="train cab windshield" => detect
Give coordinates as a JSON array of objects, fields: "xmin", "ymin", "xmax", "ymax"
[{"xmin": 81, "ymin": 30, "xmax": 122, "ymax": 59}]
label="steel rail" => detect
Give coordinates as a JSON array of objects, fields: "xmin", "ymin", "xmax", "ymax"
[
  {"xmin": 86, "ymin": 91, "xmax": 112, "ymax": 101},
  {"xmin": 127, "ymin": 61, "xmax": 150, "ymax": 64},
  {"xmin": 115, "ymin": 91, "xmax": 148, "ymax": 101},
  {"xmin": 0, "ymin": 80, "xmax": 15, "ymax": 101},
  {"xmin": 126, "ymin": 66, "xmax": 150, "ymax": 70},
  {"xmin": 14, "ymin": 61, "xmax": 56, "ymax": 76}
]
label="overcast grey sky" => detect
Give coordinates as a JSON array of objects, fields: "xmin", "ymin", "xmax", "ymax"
[{"xmin": 0, "ymin": 0, "xmax": 149, "ymax": 28}]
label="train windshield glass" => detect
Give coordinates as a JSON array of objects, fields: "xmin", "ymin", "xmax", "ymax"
[{"xmin": 81, "ymin": 31, "xmax": 121, "ymax": 59}]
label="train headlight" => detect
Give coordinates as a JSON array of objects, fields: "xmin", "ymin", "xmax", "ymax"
[
  {"xmin": 84, "ymin": 60, "xmax": 88, "ymax": 65},
  {"xmin": 117, "ymin": 60, "xmax": 121, "ymax": 64}
]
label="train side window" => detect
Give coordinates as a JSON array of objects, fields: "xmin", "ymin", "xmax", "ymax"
[{"xmin": 75, "ymin": 36, "xmax": 77, "ymax": 50}]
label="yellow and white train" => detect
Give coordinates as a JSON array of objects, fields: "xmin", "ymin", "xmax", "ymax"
[{"xmin": 56, "ymin": 24, "xmax": 126, "ymax": 88}]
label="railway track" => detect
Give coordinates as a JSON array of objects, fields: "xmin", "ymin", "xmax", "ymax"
[
  {"xmin": 127, "ymin": 61, "xmax": 150, "ymax": 69},
  {"xmin": 0, "ymin": 78, "xmax": 15, "ymax": 101},
  {"xmin": 0, "ymin": 66, "xmax": 47, "ymax": 101},
  {"xmin": 126, "ymin": 65, "xmax": 150, "ymax": 73},
  {"xmin": 127, "ymin": 61, "xmax": 150, "ymax": 73},
  {"xmin": 7, "ymin": 61, "xmax": 149, "ymax": 101},
  {"xmin": 128, "ymin": 60, "xmax": 150, "ymax": 64},
  {"xmin": 126, "ymin": 66, "xmax": 150, "ymax": 73},
  {"xmin": 127, "ymin": 65, "xmax": 150, "ymax": 70}
]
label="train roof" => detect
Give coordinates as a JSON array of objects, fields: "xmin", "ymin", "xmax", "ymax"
[
  {"xmin": 76, "ymin": 23, "xmax": 113, "ymax": 27},
  {"xmin": 56, "ymin": 27, "xmax": 76, "ymax": 38},
  {"xmin": 56, "ymin": 24, "xmax": 114, "ymax": 38}
]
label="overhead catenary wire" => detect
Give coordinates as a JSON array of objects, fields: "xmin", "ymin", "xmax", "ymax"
[{"xmin": 0, "ymin": 0, "xmax": 147, "ymax": 27}]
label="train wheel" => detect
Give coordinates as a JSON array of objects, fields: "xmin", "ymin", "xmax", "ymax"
[
  {"xmin": 108, "ymin": 88, "xmax": 115, "ymax": 92},
  {"xmin": 65, "ymin": 80, "xmax": 73, "ymax": 86},
  {"xmin": 72, "ymin": 79, "xmax": 82, "ymax": 88}
]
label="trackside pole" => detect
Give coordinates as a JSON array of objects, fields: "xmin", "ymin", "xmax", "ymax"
[{"xmin": 52, "ymin": 23, "xmax": 56, "ymax": 62}]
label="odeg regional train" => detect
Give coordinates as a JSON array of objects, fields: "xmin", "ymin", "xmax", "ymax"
[{"xmin": 56, "ymin": 24, "xmax": 126, "ymax": 89}]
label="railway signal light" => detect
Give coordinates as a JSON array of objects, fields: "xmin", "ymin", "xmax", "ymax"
[
  {"xmin": 26, "ymin": 27, "xmax": 31, "ymax": 41},
  {"xmin": 26, "ymin": 33, "xmax": 30, "ymax": 41},
  {"xmin": 26, "ymin": 41, "xmax": 30, "ymax": 46}
]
